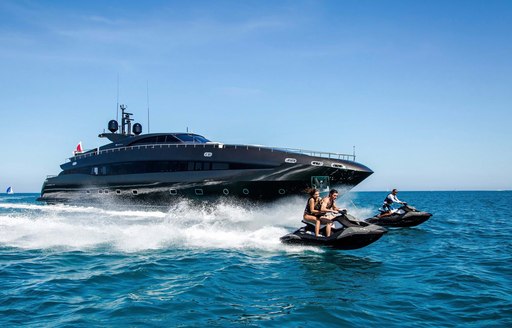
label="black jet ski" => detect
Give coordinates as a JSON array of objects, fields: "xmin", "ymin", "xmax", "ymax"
[
  {"xmin": 366, "ymin": 204, "xmax": 432, "ymax": 228},
  {"xmin": 280, "ymin": 211, "xmax": 387, "ymax": 250}
]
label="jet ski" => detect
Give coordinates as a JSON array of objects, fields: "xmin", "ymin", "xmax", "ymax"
[
  {"xmin": 366, "ymin": 204, "xmax": 432, "ymax": 228},
  {"xmin": 280, "ymin": 211, "xmax": 387, "ymax": 250}
]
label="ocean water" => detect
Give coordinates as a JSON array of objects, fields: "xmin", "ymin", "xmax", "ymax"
[{"xmin": 1, "ymin": 191, "xmax": 511, "ymax": 327}]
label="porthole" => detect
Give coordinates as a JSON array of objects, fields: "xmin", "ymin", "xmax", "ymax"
[
  {"xmin": 285, "ymin": 158, "xmax": 297, "ymax": 164},
  {"xmin": 204, "ymin": 152, "xmax": 213, "ymax": 157},
  {"xmin": 331, "ymin": 163, "xmax": 345, "ymax": 169},
  {"xmin": 195, "ymin": 189, "xmax": 204, "ymax": 196},
  {"xmin": 223, "ymin": 188, "xmax": 229, "ymax": 195},
  {"xmin": 116, "ymin": 189, "xmax": 121, "ymax": 194},
  {"xmin": 278, "ymin": 189, "xmax": 286, "ymax": 195},
  {"xmin": 85, "ymin": 190, "xmax": 90, "ymax": 194},
  {"xmin": 98, "ymin": 190, "xmax": 103, "ymax": 194},
  {"xmin": 104, "ymin": 190, "xmax": 109, "ymax": 194},
  {"xmin": 242, "ymin": 188, "xmax": 249, "ymax": 195},
  {"xmin": 169, "ymin": 189, "xmax": 178, "ymax": 196},
  {"xmin": 311, "ymin": 161, "xmax": 324, "ymax": 166},
  {"xmin": 132, "ymin": 190, "xmax": 138, "ymax": 195}
]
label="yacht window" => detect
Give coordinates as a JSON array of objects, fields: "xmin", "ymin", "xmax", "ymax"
[
  {"xmin": 175, "ymin": 134, "xmax": 210, "ymax": 143},
  {"xmin": 129, "ymin": 135, "xmax": 181, "ymax": 146},
  {"xmin": 131, "ymin": 136, "xmax": 158, "ymax": 145},
  {"xmin": 193, "ymin": 135, "xmax": 210, "ymax": 143},
  {"xmin": 165, "ymin": 135, "xmax": 181, "ymax": 143},
  {"xmin": 70, "ymin": 160, "xmax": 272, "ymax": 176},
  {"xmin": 176, "ymin": 134, "xmax": 194, "ymax": 142},
  {"xmin": 151, "ymin": 161, "xmax": 168, "ymax": 172},
  {"xmin": 176, "ymin": 162, "xmax": 188, "ymax": 171},
  {"xmin": 212, "ymin": 163, "xmax": 229, "ymax": 170}
]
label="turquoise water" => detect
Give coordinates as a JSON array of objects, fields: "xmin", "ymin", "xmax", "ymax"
[{"xmin": 1, "ymin": 191, "xmax": 511, "ymax": 327}]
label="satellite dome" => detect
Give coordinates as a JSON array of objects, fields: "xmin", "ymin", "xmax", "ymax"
[
  {"xmin": 108, "ymin": 120, "xmax": 118, "ymax": 133},
  {"xmin": 133, "ymin": 123, "xmax": 142, "ymax": 135}
]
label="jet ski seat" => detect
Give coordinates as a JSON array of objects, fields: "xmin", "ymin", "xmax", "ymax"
[
  {"xmin": 302, "ymin": 216, "xmax": 347, "ymax": 230},
  {"xmin": 302, "ymin": 220, "xmax": 332, "ymax": 228}
]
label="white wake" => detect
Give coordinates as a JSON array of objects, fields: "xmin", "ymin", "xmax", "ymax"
[{"xmin": 0, "ymin": 195, "xmax": 374, "ymax": 252}]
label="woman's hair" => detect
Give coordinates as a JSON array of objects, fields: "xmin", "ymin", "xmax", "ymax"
[{"xmin": 306, "ymin": 188, "xmax": 319, "ymax": 197}]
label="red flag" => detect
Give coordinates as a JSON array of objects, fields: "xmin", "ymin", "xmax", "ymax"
[{"xmin": 73, "ymin": 142, "xmax": 83, "ymax": 155}]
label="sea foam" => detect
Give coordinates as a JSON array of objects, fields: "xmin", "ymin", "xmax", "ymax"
[{"xmin": 0, "ymin": 195, "xmax": 375, "ymax": 252}]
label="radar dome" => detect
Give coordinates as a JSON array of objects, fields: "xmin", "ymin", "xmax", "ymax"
[
  {"xmin": 108, "ymin": 120, "xmax": 118, "ymax": 133},
  {"xmin": 133, "ymin": 123, "xmax": 142, "ymax": 135}
]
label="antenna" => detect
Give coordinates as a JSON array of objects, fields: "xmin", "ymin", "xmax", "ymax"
[
  {"xmin": 353, "ymin": 146, "xmax": 356, "ymax": 161},
  {"xmin": 146, "ymin": 80, "xmax": 150, "ymax": 133}
]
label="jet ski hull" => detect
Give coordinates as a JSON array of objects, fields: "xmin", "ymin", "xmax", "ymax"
[
  {"xmin": 281, "ymin": 214, "xmax": 387, "ymax": 250},
  {"xmin": 366, "ymin": 211, "xmax": 432, "ymax": 228}
]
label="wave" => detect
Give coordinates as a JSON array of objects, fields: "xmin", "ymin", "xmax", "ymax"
[{"xmin": 0, "ymin": 196, "xmax": 376, "ymax": 252}]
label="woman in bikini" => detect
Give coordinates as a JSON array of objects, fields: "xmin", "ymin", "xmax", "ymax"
[{"xmin": 303, "ymin": 188, "xmax": 325, "ymax": 237}]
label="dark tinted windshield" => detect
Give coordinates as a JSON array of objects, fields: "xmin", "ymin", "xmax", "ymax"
[{"xmin": 175, "ymin": 134, "xmax": 210, "ymax": 143}]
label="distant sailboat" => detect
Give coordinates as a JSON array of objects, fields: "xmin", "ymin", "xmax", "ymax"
[{"xmin": 6, "ymin": 186, "xmax": 14, "ymax": 194}]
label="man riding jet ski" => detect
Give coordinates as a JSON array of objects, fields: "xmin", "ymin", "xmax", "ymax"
[
  {"xmin": 366, "ymin": 189, "xmax": 432, "ymax": 227},
  {"xmin": 366, "ymin": 204, "xmax": 433, "ymax": 228},
  {"xmin": 280, "ymin": 210, "xmax": 387, "ymax": 250},
  {"xmin": 376, "ymin": 189, "xmax": 406, "ymax": 218}
]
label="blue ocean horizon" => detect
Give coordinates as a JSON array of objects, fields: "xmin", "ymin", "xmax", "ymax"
[{"xmin": 1, "ymin": 191, "xmax": 511, "ymax": 327}]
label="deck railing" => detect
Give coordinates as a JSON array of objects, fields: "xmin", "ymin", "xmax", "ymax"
[{"xmin": 69, "ymin": 143, "xmax": 356, "ymax": 162}]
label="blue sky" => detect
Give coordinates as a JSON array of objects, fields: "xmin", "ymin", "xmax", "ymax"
[{"xmin": 1, "ymin": 0, "xmax": 511, "ymax": 192}]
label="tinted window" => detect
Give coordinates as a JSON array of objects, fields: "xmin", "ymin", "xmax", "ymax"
[
  {"xmin": 193, "ymin": 135, "xmax": 210, "ymax": 143},
  {"xmin": 175, "ymin": 134, "xmax": 210, "ymax": 143},
  {"xmin": 212, "ymin": 163, "xmax": 229, "ymax": 170},
  {"xmin": 130, "ymin": 137, "xmax": 158, "ymax": 145},
  {"xmin": 130, "ymin": 135, "xmax": 182, "ymax": 145},
  {"xmin": 61, "ymin": 161, "xmax": 273, "ymax": 175},
  {"xmin": 165, "ymin": 135, "xmax": 181, "ymax": 143}
]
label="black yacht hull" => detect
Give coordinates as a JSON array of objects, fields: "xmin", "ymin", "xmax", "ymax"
[{"xmin": 38, "ymin": 143, "xmax": 373, "ymax": 205}]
